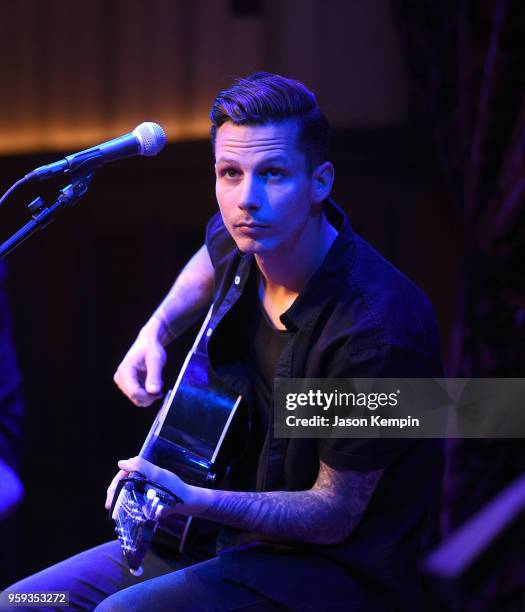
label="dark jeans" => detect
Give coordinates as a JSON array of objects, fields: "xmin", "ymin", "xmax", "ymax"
[{"xmin": 2, "ymin": 540, "xmax": 281, "ymax": 611}]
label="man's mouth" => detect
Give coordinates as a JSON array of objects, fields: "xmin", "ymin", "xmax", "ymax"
[{"xmin": 236, "ymin": 221, "xmax": 269, "ymax": 228}]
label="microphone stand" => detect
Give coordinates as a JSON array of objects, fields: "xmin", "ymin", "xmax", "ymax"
[{"xmin": 0, "ymin": 169, "xmax": 96, "ymax": 260}]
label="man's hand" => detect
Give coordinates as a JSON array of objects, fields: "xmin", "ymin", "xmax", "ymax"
[
  {"xmin": 113, "ymin": 245, "xmax": 214, "ymax": 408},
  {"xmin": 104, "ymin": 456, "xmax": 210, "ymax": 515},
  {"xmin": 113, "ymin": 320, "xmax": 167, "ymax": 407}
]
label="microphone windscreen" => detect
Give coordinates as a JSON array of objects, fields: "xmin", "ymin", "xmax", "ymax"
[{"xmin": 133, "ymin": 122, "xmax": 167, "ymax": 156}]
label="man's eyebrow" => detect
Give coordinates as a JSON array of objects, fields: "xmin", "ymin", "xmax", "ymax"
[
  {"xmin": 215, "ymin": 157, "xmax": 239, "ymax": 165},
  {"xmin": 259, "ymin": 155, "xmax": 292, "ymax": 164}
]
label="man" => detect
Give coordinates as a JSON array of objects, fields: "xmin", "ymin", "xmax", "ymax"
[{"xmin": 4, "ymin": 73, "xmax": 443, "ymax": 611}]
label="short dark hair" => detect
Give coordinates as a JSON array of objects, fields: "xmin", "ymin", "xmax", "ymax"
[{"xmin": 210, "ymin": 72, "xmax": 331, "ymax": 171}]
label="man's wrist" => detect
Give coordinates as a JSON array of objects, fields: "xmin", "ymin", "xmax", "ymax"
[
  {"xmin": 140, "ymin": 311, "xmax": 173, "ymax": 347},
  {"xmin": 182, "ymin": 484, "xmax": 216, "ymax": 517}
]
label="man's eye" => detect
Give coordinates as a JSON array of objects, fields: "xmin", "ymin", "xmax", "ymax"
[
  {"xmin": 265, "ymin": 168, "xmax": 283, "ymax": 178},
  {"xmin": 222, "ymin": 168, "xmax": 239, "ymax": 178}
]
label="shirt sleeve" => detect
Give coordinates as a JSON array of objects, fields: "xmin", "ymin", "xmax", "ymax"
[{"xmin": 317, "ymin": 343, "xmax": 441, "ymax": 472}]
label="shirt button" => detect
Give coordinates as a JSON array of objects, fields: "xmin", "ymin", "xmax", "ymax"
[
  {"xmin": 206, "ymin": 328, "xmax": 213, "ymax": 337},
  {"xmin": 234, "ymin": 276, "xmax": 241, "ymax": 285}
]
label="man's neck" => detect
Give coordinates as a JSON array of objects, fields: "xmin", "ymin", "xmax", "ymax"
[{"xmin": 254, "ymin": 212, "xmax": 338, "ymax": 325}]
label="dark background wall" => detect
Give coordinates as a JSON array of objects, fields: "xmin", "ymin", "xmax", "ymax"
[{"xmin": 0, "ymin": 0, "xmax": 462, "ymax": 585}]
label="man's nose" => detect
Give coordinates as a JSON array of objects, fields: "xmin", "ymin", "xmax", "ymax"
[{"xmin": 238, "ymin": 173, "xmax": 261, "ymax": 211}]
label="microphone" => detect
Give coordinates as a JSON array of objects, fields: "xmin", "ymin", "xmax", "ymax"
[{"xmin": 25, "ymin": 122, "xmax": 167, "ymax": 183}]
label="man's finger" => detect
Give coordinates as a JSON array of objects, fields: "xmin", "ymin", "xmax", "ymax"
[
  {"xmin": 115, "ymin": 364, "xmax": 160, "ymax": 406},
  {"xmin": 114, "ymin": 363, "xmax": 144, "ymax": 396},
  {"xmin": 118, "ymin": 456, "xmax": 147, "ymax": 475},
  {"xmin": 117, "ymin": 457, "xmax": 160, "ymax": 482},
  {"xmin": 144, "ymin": 350, "xmax": 166, "ymax": 395},
  {"xmin": 129, "ymin": 391, "xmax": 160, "ymax": 407},
  {"xmin": 105, "ymin": 469, "xmax": 129, "ymax": 510}
]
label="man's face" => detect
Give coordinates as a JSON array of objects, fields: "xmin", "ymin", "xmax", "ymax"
[{"xmin": 214, "ymin": 120, "xmax": 316, "ymax": 256}]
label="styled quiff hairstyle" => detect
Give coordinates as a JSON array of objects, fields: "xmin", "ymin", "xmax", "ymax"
[{"xmin": 210, "ymin": 72, "xmax": 331, "ymax": 172}]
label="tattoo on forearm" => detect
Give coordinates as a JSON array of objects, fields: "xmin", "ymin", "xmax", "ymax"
[{"xmin": 200, "ymin": 463, "xmax": 383, "ymax": 545}]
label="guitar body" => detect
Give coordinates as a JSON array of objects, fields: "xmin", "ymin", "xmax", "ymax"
[{"xmin": 112, "ymin": 309, "xmax": 242, "ymax": 571}]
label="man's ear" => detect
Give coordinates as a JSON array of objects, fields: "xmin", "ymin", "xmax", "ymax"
[{"xmin": 312, "ymin": 161, "xmax": 335, "ymax": 204}]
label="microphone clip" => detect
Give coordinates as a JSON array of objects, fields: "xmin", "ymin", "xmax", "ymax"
[
  {"xmin": 0, "ymin": 168, "xmax": 97, "ymax": 260},
  {"xmin": 57, "ymin": 168, "xmax": 96, "ymax": 207}
]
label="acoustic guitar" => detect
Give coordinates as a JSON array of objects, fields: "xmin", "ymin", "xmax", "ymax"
[{"xmin": 111, "ymin": 308, "xmax": 242, "ymax": 574}]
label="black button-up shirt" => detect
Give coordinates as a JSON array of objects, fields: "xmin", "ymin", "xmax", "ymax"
[{"xmin": 204, "ymin": 199, "xmax": 444, "ymax": 611}]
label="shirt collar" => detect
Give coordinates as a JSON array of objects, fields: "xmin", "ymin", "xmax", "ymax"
[
  {"xmin": 280, "ymin": 198, "xmax": 357, "ymax": 330},
  {"xmin": 233, "ymin": 198, "xmax": 357, "ymax": 331}
]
